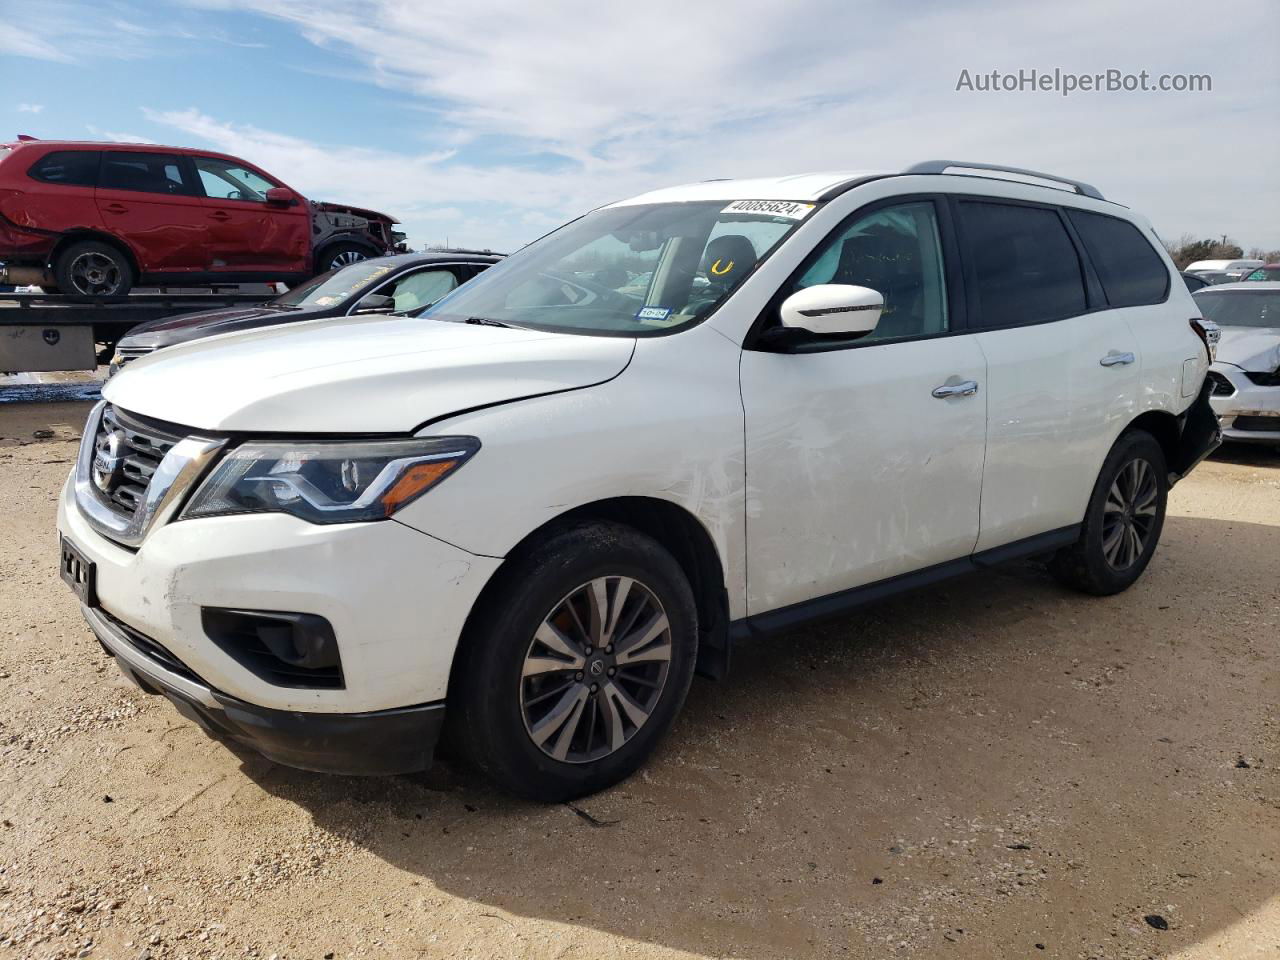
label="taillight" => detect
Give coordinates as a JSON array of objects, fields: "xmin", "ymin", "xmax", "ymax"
[{"xmin": 1189, "ymin": 318, "xmax": 1212, "ymax": 361}]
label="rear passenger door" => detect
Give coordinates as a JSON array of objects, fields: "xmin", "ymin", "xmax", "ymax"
[
  {"xmin": 95, "ymin": 151, "xmax": 209, "ymax": 274},
  {"xmin": 23, "ymin": 150, "xmax": 104, "ymax": 236},
  {"xmin": 954, "ymin": 198, "xmax": 1141, "ymax": 552}
]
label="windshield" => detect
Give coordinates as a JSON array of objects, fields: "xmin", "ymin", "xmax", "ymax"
[
  {"xmin": 274, "ymin": 260, "xmax": 398, "ymax": 308},
  {"xmin": 1195, "ymin": 290, "xmax": 1280, "ymax": 328},
  {"xmin": 423, "ymin": 200, "xmax": 814, "ymax": 336}
]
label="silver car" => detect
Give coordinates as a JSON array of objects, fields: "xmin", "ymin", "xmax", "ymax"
[{"xmin": 1195, "ymin": 282, "xmax": 1280, "ymax": 448}]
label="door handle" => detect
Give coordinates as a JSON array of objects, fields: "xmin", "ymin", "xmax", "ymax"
[
  {"xmin": 932, "ymin": 380, "xmax": 979, "ymax": 399},
  {"xmin": 1099, "ymin": 352, "xmax": 1136, "ymax": 367},
  {"xmin": 102, "ymin": 203, "xmax": 127, "ymax": 214},
  {"xmin": 209, "ymin": 211, "xmax": 231, "ymax": 221}
]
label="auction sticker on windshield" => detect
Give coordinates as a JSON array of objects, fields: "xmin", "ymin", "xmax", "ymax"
[{"xmin": 721, "ymin": 200, "xmax": 816, "ymax": 219}]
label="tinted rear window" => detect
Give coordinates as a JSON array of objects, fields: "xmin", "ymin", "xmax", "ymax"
[
  {"xmin": 100, "ymin": 152, "xmax": 195, "ymax": 196},
  {"xmin": 1067, "ymin": 210, "xmax": 1169, "ymax": 307},
  {"xmin": 28, "ymin": 150, "xmax": 100, "ymax": 186},
  {"xmin": 958, "ymin": 201, "xmax": 1087, "ymax": 328}
]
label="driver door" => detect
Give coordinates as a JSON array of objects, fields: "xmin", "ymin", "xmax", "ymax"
[
  {"xmin": 190, "ymin": 154, "xmax": 309, "ymax": 275},
  {"xmin": 740, "ymin": 198, "xmax": 988, "ymax": 615}
]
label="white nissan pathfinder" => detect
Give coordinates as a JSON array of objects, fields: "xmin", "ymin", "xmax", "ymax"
[{"xmin": 58, "ymin": 161, "xmax": 1221, "ymax": 800}]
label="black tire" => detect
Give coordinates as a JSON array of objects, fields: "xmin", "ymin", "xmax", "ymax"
[
  {"xmin": 449, "ymin": 521, "xmax": 698, "ymax": 802},
  {"xmin": 1049, "ymin": 430, "xmax": 1168, "ymax": 595},
  {"xmin": 314, "ymin": 241, "xmax": 371, "ymax": 275},
  {"xmin": 53, "ymin": 240, "xmax": 133, "ymax": 297}
]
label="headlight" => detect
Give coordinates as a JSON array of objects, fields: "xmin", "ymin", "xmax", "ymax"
[{"xmin": 180, "ymin": 437, "xmax": 479, "ymax": 524}]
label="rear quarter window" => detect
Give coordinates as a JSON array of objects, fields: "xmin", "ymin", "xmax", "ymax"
[
  {"xmin": 1066, "ymin": 209, "xmax": 1169, "ymax": 307},
  {"xmin": 28, "ymin": 150, "xmax": 101, "ymax": 187}
]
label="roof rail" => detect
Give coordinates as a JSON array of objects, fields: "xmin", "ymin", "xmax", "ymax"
[{"xmin": 904, "ymin": 160, "xmax": 1105, "ymax": 201}]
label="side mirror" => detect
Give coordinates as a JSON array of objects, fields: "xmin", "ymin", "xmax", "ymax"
[
  {"xmin": 779, "ymin": 284, "xmax": 883, "ymax": 337},
  {"xmin": 265, "ymin": 186, "xmax": 295, "ymax": 206},
  {"xmin": 353, "ymin": 293, "xmax": 394, "ymax": 314}
]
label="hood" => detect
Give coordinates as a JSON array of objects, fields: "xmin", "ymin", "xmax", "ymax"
[
  {"xmin": 312, "ymin": 200, "xmax": 398, "ymax": 224},
  {"xmin": 103, "ymin": 315, "xmax": 634, "ymax": 433},
  {"xmin": 1215, "ymin": 326, "xmax": 1280, "ymax": 372},
  {"xmin": 121, "ymin": 305, "xmax": 305, "ymax": 348}
]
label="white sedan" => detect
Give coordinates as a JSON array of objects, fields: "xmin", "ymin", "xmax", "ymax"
[{"xmin": 1196, "ymin": 282, "xmax": 1280, "ymax": 447}]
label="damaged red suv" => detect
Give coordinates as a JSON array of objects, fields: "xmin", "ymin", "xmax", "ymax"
[{"xmin": 0, "ymin": 139, "xmax": 405, "ymax": 296}]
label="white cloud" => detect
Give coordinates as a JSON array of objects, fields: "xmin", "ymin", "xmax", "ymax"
[
  {"xmin": 171, "ymin": 0, "xmax": 1278, "ymax": 250},
  {"xmin": 0, "ymin": 2, "xmax": 157, "ymax": 61},
  {"xmin": 139, "ymin": 107, "xmax": 628, "ymax": 250},
  {"xmin": 85, "ymin": 126, "xmax": 156, "ymax": 144},
  {"xmin": 17, "ymin": 104, "xmax": 45, "ymax": 114},
  {"xmin": 0, "ymin": 31, "xmax": 73, "ymax": 64}
]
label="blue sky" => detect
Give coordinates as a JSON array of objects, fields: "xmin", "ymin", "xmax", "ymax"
[{"xmin": 3, "ymin": 0, "xmax": 1278, "ymax": 253}]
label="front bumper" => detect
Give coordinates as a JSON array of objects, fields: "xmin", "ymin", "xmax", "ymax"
[
  {"xmin": 1208, "ymin": 363, "xmax": 1280, "ymax": 443},
  {"xmin": 58, "ymin": 471, "xmax": 502, "ymax": 714},
  {"xmin": 84, "ymin": 603, "xmax": 445, "ymax": 774}
]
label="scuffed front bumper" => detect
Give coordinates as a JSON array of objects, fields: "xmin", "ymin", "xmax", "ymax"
[
  {"xmin": 84, "ymin": 603, "xmax": 445, "ymax": 774},
  {"xmin": 1208, "ymin": 363, "xmax": 1280, "ymax": 444}
]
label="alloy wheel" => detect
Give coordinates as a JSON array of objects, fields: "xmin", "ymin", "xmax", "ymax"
[
  {"xmin": 1102, "ymin": 457, "xmax": 1158, "ymax": 570},
  {"xmin": 519, "ymin": 576, "xmax": 673, "ymax": 764},
  {"xmin": 69, "ymin": 252, "xmax": 123, "ymax": 296},
  {"xmin": 329, "ymin": 249, "xmax": 366, "ymax": 270}
]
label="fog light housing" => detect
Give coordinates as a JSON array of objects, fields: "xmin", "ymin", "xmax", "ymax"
[{"xmin": 201, "ymin": 608, "xmax": 344, "ymax": 689}]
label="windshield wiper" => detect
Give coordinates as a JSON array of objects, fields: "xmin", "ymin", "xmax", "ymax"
[{"xmin": 464, "ymin": 316, "xmax": 514, "ymax": 328}]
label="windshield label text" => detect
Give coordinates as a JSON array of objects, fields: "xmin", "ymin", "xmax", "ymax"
[{"xmin": 721, "ymin": 200, "xmax": 815, "ymax": 220}]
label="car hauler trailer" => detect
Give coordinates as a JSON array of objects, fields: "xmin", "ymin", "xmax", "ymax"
[{"xmin": 0, "ymin": 290, "xmax": 271, "ymax": 373}]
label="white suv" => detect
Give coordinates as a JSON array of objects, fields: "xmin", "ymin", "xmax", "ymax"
[{"xmin": 58, "ymin": 161, "xmax": 1220, "ymax": 800}]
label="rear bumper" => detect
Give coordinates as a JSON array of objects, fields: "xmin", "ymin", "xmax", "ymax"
[
  {"xmin": 0, "ymin": 213, "xmax": 56, "ymax": 264},
  {"xmin": 84, "ymin": 603, "xmax": 445, "ymax": 775},
  {"xmin": 1169, "ymin": 380, "xmax": 1223, "ymax": 482}
]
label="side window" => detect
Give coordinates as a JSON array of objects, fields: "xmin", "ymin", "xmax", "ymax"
[
  {"xmin": 28, "ymin": 151, "xmax": 100, "ymax": 186},
  {"xmin": 958, "ymin": 201, "xmax": 1086, "ymax": 328},
  {"xmin": 786, "ymin": 200, "xmax": 949, "ymax": 343},
  {"xmin": 387, "ymin": 268, "xmax": 458, "ymax": 312},
  {"xmin": 100, "ymin": 152, "xmax": 195, "ymax": 196},
  {"xmin": 191, "ymin": 156, "xmax": 277, "ymax": 202},
  {"xmin": 1067, "ymin": 209, "xmax": 1169, "ymax": 306}
]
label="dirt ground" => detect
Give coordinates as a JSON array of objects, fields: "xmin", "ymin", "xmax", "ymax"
[{"xmin": 0, "ymin": 399, "xmax": 1277, "ymax": 960}]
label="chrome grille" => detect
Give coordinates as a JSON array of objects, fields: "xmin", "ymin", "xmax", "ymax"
[
  {"xmin": 74, "ymin": 401, "xmax": 224, "ymax": 549},
  {"xmin": 92, "ymin": 405, "xmax": 183, "ymax": 518},
  {"xmin": 1206, "ymin": 371, "xmax": 1235, "ymax": 397}
]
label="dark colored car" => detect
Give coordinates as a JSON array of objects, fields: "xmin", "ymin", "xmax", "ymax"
[
  {"xmin": 1242, "ymin": 264, "xmax": 1280, "ymax": 282},
  {"xmin": 0, "ymin": 139, "xmax": 407, "ymax": 296},
  {"xmin": 1182, "ymin": 271, "xmax": 1212, "ymax": 292},
  {"xmin": 109, "ymin": 251, "xmax": 502, "ymax": 373}
]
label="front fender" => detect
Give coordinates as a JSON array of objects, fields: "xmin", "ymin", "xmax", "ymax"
[{"xmin": 393, "ymin": 324, "xmax": 750, "ymax": 619}]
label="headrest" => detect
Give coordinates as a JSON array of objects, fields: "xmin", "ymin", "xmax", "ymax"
[{"xmin": 702, "ymin": 235, "xmax": 757, "ymax": 284}]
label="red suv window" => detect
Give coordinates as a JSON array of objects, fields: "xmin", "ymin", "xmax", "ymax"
[
  {"xmin": 28, "ymin": 150, "xmax": 101, "ymax": 186},
  {"xmin": 99, "ymin": 151, "xmax": 197, "ymax": 196}
]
